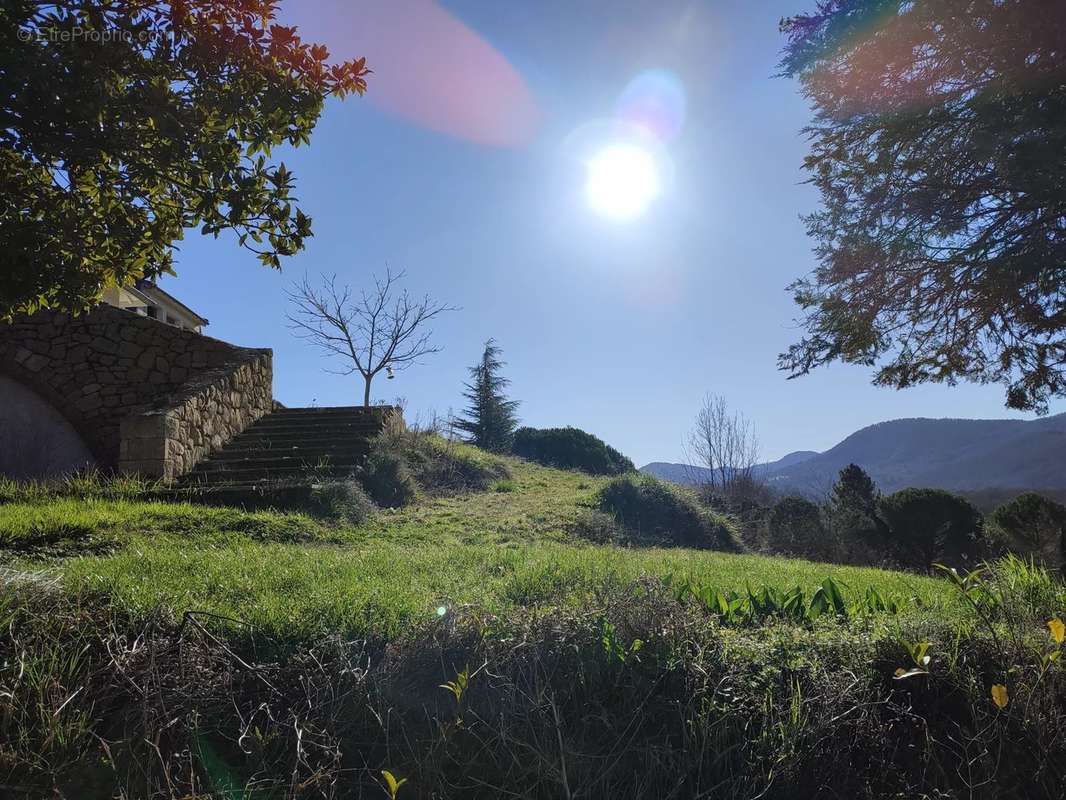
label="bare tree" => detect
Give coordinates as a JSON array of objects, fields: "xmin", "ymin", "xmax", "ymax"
[
  {"xmin": 684, "ymin": 394, "xmax": 761, "ymax": 494},
  {"xmin": 286, "ymin": 270, "xmax": 457, "ymax": 408}
]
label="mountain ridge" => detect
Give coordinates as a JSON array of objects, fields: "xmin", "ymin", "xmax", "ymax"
[{"xmin": 641, "ymin": 413, "xmax": 1066, "ymax": 496}]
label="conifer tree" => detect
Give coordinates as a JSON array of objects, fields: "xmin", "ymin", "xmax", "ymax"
[
  {"xmin": 830, "ymin": 463, "xmax": 890, "ymax": 541},
  {"xmin": 831, "ymin": 464, "xmax": 880, "ymax": 519},
  {"xmin": 454, "ymin": 339, "xmax": 520, "ymax": 452}
]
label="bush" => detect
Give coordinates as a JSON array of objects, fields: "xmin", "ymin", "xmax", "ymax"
[
  {"xmin": 570, "ymin": 509, "xmax": 624, "ymax": 544},
  {"xmin": 408, "ymin": 436, "xmax": 510, "ymax": 493},
  {"xmin": 879, "ymin": 488, "xmax": 984, "ymax": 570},
  {"xmin": 765, "ymin": 497, "xmax": 836, "ymax": 561},
  {"xmin": 987, "ymin": 493, "xmax": 1066, "ymax": 573},
  {"xmin": 308, "ymin": 481, "xmax": 376, "ymax": 524},
  {"xmin": 596, "ymin": 474, "xmax": 740, "ymax": 550},
  {"xmin": 361, "ymin": 447, "xmax": 418, "ymax": 508},
  {"xmin": 512, "ymin": 427, "xmax": 634, "ymax": 476},
  {"xmin": 360, "ymin": 420, "xmax": 510, "ymax": 505}
]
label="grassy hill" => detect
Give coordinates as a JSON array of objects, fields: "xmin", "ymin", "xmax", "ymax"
[
  {"xmin": 0, "ymin": 460, "xmax": 945, "ymax": 640},
  {"xmin": 1, "ymin": 452, "xmax": 1065, "ymax": 798}
]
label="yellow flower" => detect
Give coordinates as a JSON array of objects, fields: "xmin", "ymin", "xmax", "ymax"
[
  {"xmin": 1048, "ymin": 618, "xmax": 1065, "ymax": 645},
  {"xmin": 991, "ymin": 684, "xmax": 1009, "ymax": 710}
]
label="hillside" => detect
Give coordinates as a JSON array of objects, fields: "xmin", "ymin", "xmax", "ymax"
[
  {"xmin": 0, "ymin": 461, "xmax": 940, "ymax": 638},
  {"xmin": 643, "ymin": 413, "xmax": 1066, "ymax": 495},
  {"xmin": 1, "ymin": 453, "xmax": 1063, "ymax": 798}
]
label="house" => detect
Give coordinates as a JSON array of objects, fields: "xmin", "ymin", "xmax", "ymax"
[
  {"xmin": 101, "ymin": 279, "xmax": 209, "ymax": 333},
  {"xmin": 0, "ymin": 293, "xmax": 272, "ymax": 480},
  {"xmin": 1, "ymin": 283, "xmax": 395, "ymax": 485}
]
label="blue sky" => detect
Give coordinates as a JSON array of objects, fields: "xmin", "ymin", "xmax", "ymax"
[{"xmin": 165, "ymin": 0, "xmax": 1062, "ymax": 467}]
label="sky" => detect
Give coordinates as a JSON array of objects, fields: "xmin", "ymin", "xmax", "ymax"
[{"xmin": 165, "ymin": 0, "xmax": 1063, "ymax": 467}]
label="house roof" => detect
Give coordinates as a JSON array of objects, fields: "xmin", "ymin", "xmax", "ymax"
[{"xmin": 133, "ymin": 280, "xmax": 210, "ymax": 327}]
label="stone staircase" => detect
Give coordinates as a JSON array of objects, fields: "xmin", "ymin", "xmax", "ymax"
[{"xmin": 180, "ymin": 406, "xmax": 389, "ymax": 489}]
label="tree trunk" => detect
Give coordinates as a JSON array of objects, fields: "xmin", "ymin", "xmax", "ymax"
[{"xmin": 363, "ymin": 375, "xmax": 372, "ymax": 408}]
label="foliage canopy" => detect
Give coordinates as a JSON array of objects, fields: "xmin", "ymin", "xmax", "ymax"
[
  {"xmin": 512, "ymin": 426, "xmax": 634, "ymax": 476},
  {"xmin": 1, "ymin": 0, "xmax": 369, "ymax": 317},
  {"xmin": 779, "ymin": 0, "xmax": 1066, "ymax": 412}
]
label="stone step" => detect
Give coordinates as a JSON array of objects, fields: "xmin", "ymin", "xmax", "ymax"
[
  {"xmin": 202, "ymin": 444, "xmax": 370, "ymax": 461},
  {"xmin": 184, "ymin": 463, "xmax": 362, "ymax": 484},
  {"xmin": 193, "ymin": 453, "xmax": 367, "ymax": 471},
  {"xmin": 240, "ymin": 421, "xmax": 383, "ymax": 435},
  {"xmin": 226, "ymin": 433, "xmax": 376, "ymax": 449},
  {"xmin": 270, "ymin": 406, "xmax": 387, "ymax": 416},
  {"xmin": 179, "ymin": 406, "xmax": 391, "ymax": 491},
  {"xmin": 164, "ymin": 483, "xmax": 321, "ymax": 510}
]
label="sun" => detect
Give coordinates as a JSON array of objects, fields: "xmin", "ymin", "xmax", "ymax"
[{"xmin": 585, "ymin": 144, "xmax": 660, "ymax": 221}]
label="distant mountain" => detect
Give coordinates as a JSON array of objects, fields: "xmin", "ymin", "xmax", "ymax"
[
  {"xmin": 641, "ymin": 414, "xmax": 1066, "ymax": 497},
  {"xmin": 643, "ymin": 450, "xmax": 818, "ymax": 486}
]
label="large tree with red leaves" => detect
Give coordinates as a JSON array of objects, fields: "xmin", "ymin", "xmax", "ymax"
[{"xmin": 1, "ymin": 1, "xmax": 369, "ymax": 318}]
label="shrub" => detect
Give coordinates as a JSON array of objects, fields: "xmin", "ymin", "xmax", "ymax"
[
  {"xmin": 879, "ymin": 488, "xmax": 984, "ymax": 570},
  {"xmin": 987, "ymin": 493, "xmax": 1066, "ymax": 573},
  {"xmin": 361, "ymin": 448, "xmax": 418, "ymax": 508},
  {"xmin": 698, "ymin": 474, "xmax": 775, "ymax": 511},
  {"xmin": 512, "ymin": 426, "xmax": 635, "ymax": 475},
  {"xmin": 596, "ymin": 474, "xmax": 740, "ymax": 550},
  {"xmin": 765, "ymin": 496, "xmax": 836, "ymax": 561},
  {"xmin": 364, "ymin": 421, "xmax": 509, "ymax": 501},
  {"xmin": 570, "ymin": 509, "xmax": 624, "ymax": 545},
  {"xmin": 409, "ymin": 436, "xmax": 510, "ymax": 493},
  {"xmin": 308, "ymin": 481, "xmax": 376, "ymax": 524}
]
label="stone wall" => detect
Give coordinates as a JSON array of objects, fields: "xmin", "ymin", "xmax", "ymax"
[
  {"xmin": 0, "ymin": 305, "xmax": 273, "ymax": 479},
  {"xmin": 119, "ymin": 353, "xmax": 273, "ymax": 479}
]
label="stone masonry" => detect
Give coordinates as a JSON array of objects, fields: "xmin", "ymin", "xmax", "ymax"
[{"xmin": 0, "ymin": 304, "xmax": 273, "ymax": 480}]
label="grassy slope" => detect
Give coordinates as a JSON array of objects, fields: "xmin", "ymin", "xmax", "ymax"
[
  {"xmin": 7, "ymin": 459, "xmax": 1066, "ymax": 798},
  {"xmin": 0, "ymin": 459, "xmax": 949, "ymax": 640}
]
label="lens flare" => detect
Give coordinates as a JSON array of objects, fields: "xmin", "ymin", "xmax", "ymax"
[
  {"xmin": 566, "ymin": 69, "xmax": 683, "ymax": 221},
  {"xmin": 616, "ymin": 70, "xmax": 687, "ymax": 142},
  {"xmin": 296, "ymin": 0, "xmax": 541, "ymax": 147}
]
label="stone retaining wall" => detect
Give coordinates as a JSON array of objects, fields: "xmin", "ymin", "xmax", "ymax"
[
  {"xmin": 0, "ymin": 305, "xmax": 273, "ymax": 479},
  {"xmin": 119, "ymin": 353, "xmax": 273, "ymax": 479}
]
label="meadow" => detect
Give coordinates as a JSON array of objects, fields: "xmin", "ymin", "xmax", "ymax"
[{"xmin": 1, "ymin": 457, "xmax": 1064, "ymax": 798}]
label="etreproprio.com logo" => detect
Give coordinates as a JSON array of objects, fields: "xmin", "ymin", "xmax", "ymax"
[{"xmin": 18, "ymin": 27, "xmax": 180, "ymax": 45}]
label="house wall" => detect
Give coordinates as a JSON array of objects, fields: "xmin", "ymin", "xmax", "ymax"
[{"xmin": 0, "ymin": 305, "xmax": 272, "ymax": 480}]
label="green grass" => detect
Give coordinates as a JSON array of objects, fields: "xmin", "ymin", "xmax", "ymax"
[
  {"xmin": 3, "ymin": 455, "xmax": 1065, "ymax": 798},
  {"xmin": 0, "ymin": 459, "xmax": 949, "ymax": 641}
]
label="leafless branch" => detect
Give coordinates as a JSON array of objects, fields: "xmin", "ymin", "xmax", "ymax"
[
  {"xmin": 285, "ymin": 269, "xmax": 457, "ymax": 406},
  {"xmin": 684, "ymin": 394, "xmax": 760, "ymax": 493}
]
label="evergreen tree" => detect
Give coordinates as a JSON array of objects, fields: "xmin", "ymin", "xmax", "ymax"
[
  {"xmin": 831, "ymin": 464, "xmax": 880, "ymax": 520},
  {"xmin": 779, "ymin": 0, "xmax": 1066, "ymax": 412},
  {"xmin": 2, "ymin": 1, "xmax": 370, "ymax": 318},
  {"xmin": 454, "ymin": 339, "xmax": 520, "ymax": 452},
  {"xmin": 829, "ymin": 464, "xmax": 891, "ymax": 552}
]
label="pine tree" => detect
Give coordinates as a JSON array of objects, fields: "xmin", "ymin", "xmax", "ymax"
[
  {"xmin": 454, "ymin": 340, "xmax": 520, "ymax": 453},
  {"xmin": 831, "ymin": 464, "xmax": 880, "ymax": 519},
  {"xmin": 830, "ymin": 464, "xmax": 890, "ymax": 541}
]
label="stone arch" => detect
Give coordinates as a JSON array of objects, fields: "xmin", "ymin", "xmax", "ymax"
[
  {"xmin": 0, "ymin": 372, "xmax": 95, "ymax": 479},
  {"xmin": 0, "ymin": 352, "xmax": 109, "ymax": 462}
]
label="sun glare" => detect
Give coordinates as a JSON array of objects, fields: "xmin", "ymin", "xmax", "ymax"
[{"xmin": 585, "ymin": 144, "xmax": 660, "ymax": 221}]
